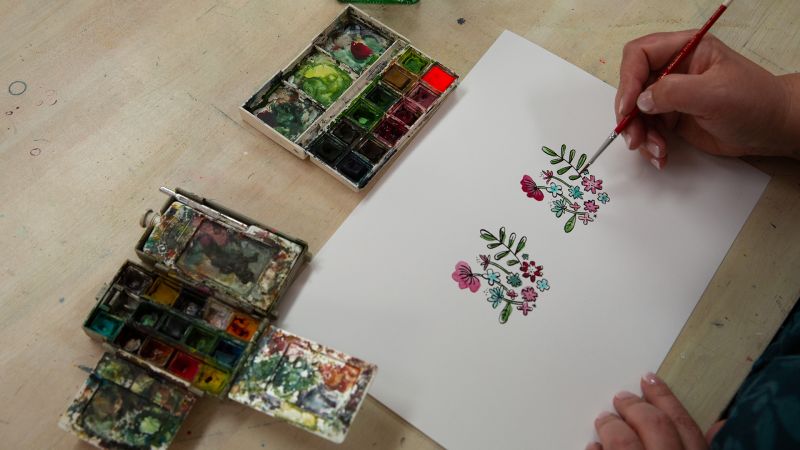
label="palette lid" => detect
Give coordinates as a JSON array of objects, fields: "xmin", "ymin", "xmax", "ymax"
[
  {"xmin": 227, "ymin": 326, "xmax": 377, "ymax": 443},
  {"xmin": 59, "ymin": 353, "xmax": 196, "ymax": 450},
  {"xmin": 137, "ymin": 187, "xmax": 310, "ymax": 317}
]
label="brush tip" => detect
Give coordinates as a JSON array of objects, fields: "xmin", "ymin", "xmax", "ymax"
[{"xmin": 722, "ymin": 0, "xmax": 733, "ymax": 7}]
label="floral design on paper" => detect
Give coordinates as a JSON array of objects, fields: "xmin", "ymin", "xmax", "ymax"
[
  {"xmin": 451, "ymin": 227, "xmax": 550, "ymax": 324},
  {"xmin": 521, "ymin": 145, "xmax": 611, "ymax": 233}
]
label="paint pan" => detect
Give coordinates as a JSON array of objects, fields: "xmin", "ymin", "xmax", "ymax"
[
  {"xmin": 240, "ymin": 6, "xmax": 459, "ymax": 192},
  {"xmin": 355, "ymin": 138, "xmax": 390, "ymax": 164},
  {"xmin": 184, "ymin": 326, "xmax": 217, "ymax": 354},
  {"xmin": 102, "ymin": 287, "xmax": 140, "ymax": 319},
  {"xmin": 139, "ymin": 338, "xmax": 175, "ymax": 367},
  {"xmin": 115, "ymin": 263, "xmax": 154, "ymax": 294},
  {"xmin": 86, "ymin": 310, "xmax": 123, "ymax": 340},
  {"xmin": 212, "ymin": 338, "xmax": 245, "ymax": 369},
  {"xmin": 226, "ymin": 313, "xmax": 259, "ymax": 341},
  {"xmin": 194, "ymin": 365, "xmax": 229, "ymax": 395},
  {"xmin": 373, "ymin": 116, "xmax": 409, "ymax": 147},
  {"xmin": 134, "ymin": 302, "xmax": 163, "ymax": 328},
  {"xmin": 159, "ymin": 313, "xmax": 191, "ymax": 341},
  {"xmin": 147, "ymin": 278, "xmax": 180, "ymax": 307},
  {"xmin": 167, "ymin": 352, "xmax": 201, "ymax": 382},
  {"xmin": 114, "ymin": 325, "xmax": 147, "ymax": 353},
  {"xmin": 173, "ymin": 290, "xmax": 207, "ymax": 318},
  {"xmin": 203, "ymin": 299, "xmax": 233, "ymax": 330}
]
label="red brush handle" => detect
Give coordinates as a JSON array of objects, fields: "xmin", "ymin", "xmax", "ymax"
[{"xmin": 614, "ymin": 3, "xmax": 728, "ymax": 135}]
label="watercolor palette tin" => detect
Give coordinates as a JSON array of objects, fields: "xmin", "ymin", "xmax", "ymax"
[
  {"xmin": 60, "ymin": 187, "xmax": 377, "ymax": 448},
  {"xmin": 241, "ymin": 6, "xmax": 459, "ymax": 191}
]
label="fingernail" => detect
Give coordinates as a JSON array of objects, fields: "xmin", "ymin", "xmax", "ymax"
[
  {"xmin": 615, "ymin": 390, "xmax": 638, "ymax": 400},
  {"xmin": 643, "ymin": 372, "xmax": 660, "ymax": 385},
  {"xmin": 650, "ymin": 159, "xmax": 662, "ymax": 170},
  {"xmin": 647, "ymin": 142, "xmax": 663, "ymax": 158},
  {"xmin": 618, "ymin": 99, "xmax": 625, "ymax": 116},
  {"xmin": 637, "ymin": 90, "xmax": 655, "ymax": 113},
  {"xmin": 623, "ymin": 133, "xmax": 632, "ymax": 150},
  {"xmin": 596, "ymin": 411, "xmax": 613, "ymax": 422}
]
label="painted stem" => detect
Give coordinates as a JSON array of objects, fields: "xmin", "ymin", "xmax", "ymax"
[{"xmin": 488, "ymin": 261, "xmax": 511, "ymax": 274}]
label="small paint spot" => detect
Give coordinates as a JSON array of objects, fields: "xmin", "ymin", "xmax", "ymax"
[
  {"xmin": 679, "ymin": 352, "xmax": 686, "ymax": 359},
  {"xmin": 746, "ymin": 356, "xmax": 753, "ymax": 362},
  {"xmin": 77, "ymin": 365, "xmax": 93, "ymax": 374},
  {"xmin": 15, "ymin": 106, "xmax": 19, "ymax": 110},
  {"xmin": 457, "ymin": 17, "xmax": 466, "ymax": 25},
  {"xmin": 770, "ymin": 223, "xmax": 776, "ymax": 229},
  {"xmin": 5, "ymin": 111, "xmax": 11, "ymax": 115},
  {"xmin": 599, "ymin": 58, "xmax": 607, "ymax": 64},
  {"xmin": 59, "ymin": 297, "xmax": 65, "ymax": 303},
  {"xmin": 8, "ymin": 80, "xmax": 27, "ymax": 96},
  {"xmin": 711, "ymin": 320, "xmax": 724, "ymax": 328},
  {"xmin": 30, "ymin": 148, "xmax": 41, "ymax": 156},
  {"xmin": 186, "ymin": 430, "xmax": 192, "ymax": 435}
]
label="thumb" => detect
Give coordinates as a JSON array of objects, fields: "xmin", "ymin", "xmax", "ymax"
[{"xmin": 636, "ymin": 73, "xmax": 713, "ymax": 116}]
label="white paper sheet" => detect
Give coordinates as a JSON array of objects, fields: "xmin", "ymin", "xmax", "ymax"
[{"xmin": 279, "ymin": 31, "xmax": 769, "ymax": 449}]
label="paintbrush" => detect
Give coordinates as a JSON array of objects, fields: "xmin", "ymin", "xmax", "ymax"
[{"xmin": 581, "ymin": 0, "xmax": 733, "ymax": 174}]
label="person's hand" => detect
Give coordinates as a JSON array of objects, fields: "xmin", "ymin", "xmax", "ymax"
[
  {"xmin": 586, "ymin": 373, "xmax": 710, "ymax": 450},
  {"xmin": 616, "ymin": 30, "xmax": 800, "ymax": 168}
]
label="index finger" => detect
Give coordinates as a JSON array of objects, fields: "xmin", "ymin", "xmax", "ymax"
[{"xmin": 618, "ymin": 30, "xmax": 699, "ymax": 117}]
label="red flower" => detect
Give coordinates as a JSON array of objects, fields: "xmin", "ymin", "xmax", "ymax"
[
  {"xmin": 521, "ymin": 261, "xmax": 543, "ymax": 281},
  {"xmin": 478, "ymin": 254, "xmax": 491, "ymax": 270},
  {"xmin": 520, "ymin": 175, "xmax": 544, "ymax": 201},
  {"xmin": 542, "ymin": 170, "xmax": 554, "ymax": 182}
]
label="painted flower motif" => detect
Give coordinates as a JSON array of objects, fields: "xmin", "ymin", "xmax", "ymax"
[
  {"xmin": 521, "ymin": 287, "xmax": 538, "ymax": 302},
  {"xmin": 571, "ymin": 202, "xmax": 581, "ymax": 212},
  {"xmin": 598, "ymin": 192, "xmax": 610, "ymax": 204},
  {"xmin": 452, "ymin": 261, "xmax": 480, "ymax": 293},
  {"xmin": 507, "ymin": 273, "xmax": 522, "ymax": 287},
  {"xmin": 547, "ymin": 182, "xmax": 563, "ymax": 197},
  {"xmin": 536, "ymin": 279, "xmax": 550, "ymax": 292},
  {"xmin": 579, "ymin": 213, "xmax": 595, "ymax": 225},
  {"xmin": 541, "ymin": 170, "xmax": 554, "ymax": 182},
  {"xmin": 521, "ymin": 253, "xmax": 529, "ymax": 260},
  {"xmin": 478, "ymin": 254, "xmax": 490, "ymax": 270},
  {"xmin": 581, "ymin": 175, "xmax": 603, "ymax": 194},
  {"xmin": 521, "ymin": 261, "xmax": 543, "ymax": 281},
  {"xmin": 568, "ymin": 185, "xmax": 584, "ymax": 199},
  {"xmin": 485, "ymin": 269, "xmax": 501, "ymax": 286},
  {"xmin": 520, "ymin": 175, "xmax": 544, "ymax": 201},
  {"xmin": 551, "ymin": 199, "xmax": 567, "ymax": 218},
  {"xmin": 488, "ymin": 287, "xmax": 505, "ymax": 308},
  {"xmin": 517, "ymin": 301, "xmax": 533, "ymax": 316},
  {"xmin": 584, "ymin": 200, "xmax": 599, "ymax": 213},
  {"xmin": 507, "ymin": 290, "xmax": 518, "ymax": 299}
]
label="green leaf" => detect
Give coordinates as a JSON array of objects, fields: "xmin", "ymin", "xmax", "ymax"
[
  {"xmin": 487, "ymin": 242, "xmax": 501, "ymax": 249},
  {"xmin": 557, "ymin": 166, "xmax": 570, "ymax": 175},
  {"xmin": 494, "ymin": 250, "xmax": 510, "ymax": 260},
  {"xmin": 515, "ymin": 236, "xmax": 527, "ymax": 254},
  {"xmin": 480, "ymin": 229, "xmax": 495, "ymax": 241},
  {"xmin": 506, "ymin": 260, "xmax": 520, "ymax": 266},
  {"xmin": 550, "ymin": 158, "xmax": 562, "ymax": 164},
  {"xmin": 507, "ymin": 233, "xmax": 516, "ymax": 249},
  {"xmin": 542, "ymin": 146, "xmax": 557, "ymax": 157},
  {"xmin": 498, "ymin": 227, "xmax": 506, "ymax": 244},
  {"xmin": 576, "ymin": 154, "xmax": 587, "ymax": 171},
  {"xmin": 564, "ymin": 214, "xmax": 576, "ymax": 233},
  {"xmin": 499, "ymin": 302, "xmax": 513, "ymax": 324},
  {"xmin": 568, "ymin": 174, "xmax": 580, "ymax": 180},
  {"xmin": 560, "ymin": 144, "xmax": 566, "ymax": 158},
  {"xmin": 569, "ymin": 148, "xmax": 575, "ymax": 163}
]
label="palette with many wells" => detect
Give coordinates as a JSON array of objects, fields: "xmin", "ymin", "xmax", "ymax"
[
  {"xmin": 59, "ymin": 187, "xmax": 377, "ymax": 449},
  {"xmin": 241, "ymin": 6, "xmax": 458, "ymax": 191}
]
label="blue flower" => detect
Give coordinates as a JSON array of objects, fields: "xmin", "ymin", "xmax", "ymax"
[
  {"xmin": 568, "ymin": 185, "xmax": 583, "ymax": 199},
  {"xmin": 597, "ymin": 192, "xmax": 610, "ymax": 204},
  {"xmin": 547, "ymin": 182, "xmax": 562, "ymax": 197},
  {"xmin": 485, "ymin": 269, "xmax": 501, "ymax": 286},
  {"xmin": 521, "ymin": 253, "xmax": 529, "ymax": 260},
  {"xmin": 487, "ymin": 287, "xmax": 505, "ymax": 308},
  {"xmin": 536, "ymin": 279, "xmax": 550, "ymax": 291},
  {"xmin": 550, "ymin": 199, "xmax": 567, "ymax": 218},
  {"xmin": 506, "ymin": 273, "xmax": 522, "ymax": 287}
]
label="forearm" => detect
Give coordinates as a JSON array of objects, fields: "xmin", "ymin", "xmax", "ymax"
[{"xmin": 778, "ymin": 73, "xmax": 800, "ymax": 160}]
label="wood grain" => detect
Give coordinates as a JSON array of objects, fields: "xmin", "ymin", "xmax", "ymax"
[{"xmin": 0, "ymin": 1, "xmax": 797, "ymax": 448}]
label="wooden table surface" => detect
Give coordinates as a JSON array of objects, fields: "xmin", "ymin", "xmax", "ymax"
[{"xmin": 1, "ymin": 1, "xmax": 798, "ymax": 448}]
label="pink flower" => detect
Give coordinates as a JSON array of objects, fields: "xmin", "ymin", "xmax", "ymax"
[
  {"xmin": 581, "ymin": 175, "xmax": 603, "ymax": 194},
  {"xmin": 579, "ymin": 214, "xmax": 595, "ymax": 225},
  {"xmin": 520, "ymin": 175, "xmax": 544, "ymax": 201},
  {"xmin": 583, "ymin": 200, "xmax": 599, "ymax": 213},
  {"xmin": 571, "ymin": 202, "xmax": 581, "ymax": 212},
  {"xmin": 477, "ymin": 254, "xmax": 490, "ymax": 270},
  {"xmin": 507, "ymin": 290, "xmax": 518, "ymax": 299},
  {"xmin": 517, "ymin": 301, "xmax": 533, "ymax": 316},
  {"xmin": 521, "ymin": 287, "xmax": 538, "ymax": 302},
  {"xmin": 452, "ymin": 261, "xmax": 480, "ymax": 293},
  {"xmin": 541, "ymin": 170, "xmax": 554, "ymax": 182}
]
